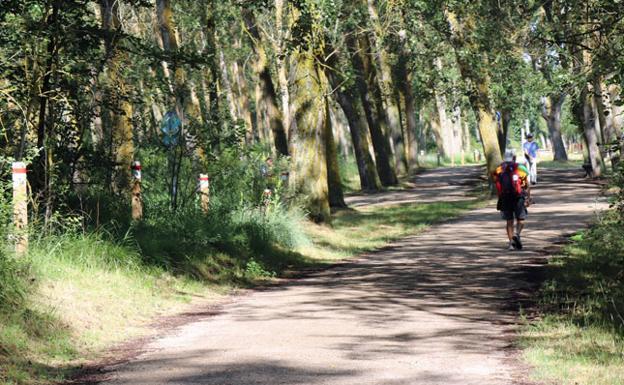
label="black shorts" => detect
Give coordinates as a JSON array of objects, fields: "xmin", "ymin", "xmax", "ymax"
[{"xmin": 498, "ymin": 195, "xmax": 528, "ymax": 221}]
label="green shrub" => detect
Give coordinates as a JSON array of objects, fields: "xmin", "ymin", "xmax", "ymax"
[{"xmin": 0, "ymin": 253, "xmax": 31, "ymax": 313}]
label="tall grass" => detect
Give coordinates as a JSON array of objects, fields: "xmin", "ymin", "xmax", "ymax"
[{"xmin": 521, "ymin": 163, "xmax": 624, "ymax": 385}]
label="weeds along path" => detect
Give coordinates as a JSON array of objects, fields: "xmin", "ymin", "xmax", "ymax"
[{"xmin": 100, "ymin": 167, "xmax": 607, "ymax": 385}]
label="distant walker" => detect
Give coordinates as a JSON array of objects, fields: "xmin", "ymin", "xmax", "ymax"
[{"xmin": 493, "ymin": 150, "xmax": 532, "ymax": 250}]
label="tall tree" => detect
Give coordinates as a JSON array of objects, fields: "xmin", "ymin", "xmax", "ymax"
[
  {"xmin": 241, "ymin": 7, "xmax": 289, "ymax": 156},
  {"xmin": 326, "ymin": 50, "xmax": 382, "ymax": 191},
  {"xmin": 100, "ymin": 0, "xmax": 135, "ymax": 194}
]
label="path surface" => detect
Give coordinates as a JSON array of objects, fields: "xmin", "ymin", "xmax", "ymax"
[
  {"xmin": 101, "ymin": 166, "xmax": 606, "ymax": 385},
  {"xmin": 345, "ymin": 166, "xmax": 484, "ymax": 207}
]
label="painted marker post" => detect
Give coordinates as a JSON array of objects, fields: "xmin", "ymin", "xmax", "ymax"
[
  {"xmin": 262, "ymin": 189, "xmax": 272, "ymax": 214},
  {"xmin": 131, "ymin": 161, "xmax": 143, "ymax": 221},
  {"xmin": 199, "ymin": 174, "xmax": 210, "ymax": 213},
  {"xmin": 12, "ymin": 162, "xmax": 28, "ymax": 255}
]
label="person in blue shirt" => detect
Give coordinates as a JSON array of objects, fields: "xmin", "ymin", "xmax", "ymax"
[{"xmin": 523, "ymin": 133, "xmax": 539, "ymax": 185}]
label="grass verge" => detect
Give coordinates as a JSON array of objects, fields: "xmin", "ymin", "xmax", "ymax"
[
  {"xmin": 0, "ymin": 198, "xmax": 481, "ymax": 385},
  {"xmin": 520, "ymin": 213, "xmax": 624, "ymax": 385}
]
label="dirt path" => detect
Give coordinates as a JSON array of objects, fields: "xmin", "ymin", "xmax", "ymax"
[
  {"xmin": 345, "ymin": 166, "xmax": 484, "ymax": 208},
  {"xmin": 98, "ymin": 167, "xmax": 606, "ymax": 385}
]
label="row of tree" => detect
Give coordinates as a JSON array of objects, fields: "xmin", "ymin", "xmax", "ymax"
[{"xmin": 1, "ymin": 0, "xmax": 623, "ymax": 223}]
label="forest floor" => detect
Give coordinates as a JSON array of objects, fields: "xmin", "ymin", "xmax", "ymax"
[{"xmin": 70, "ymin": 165, "xmax": 607, "ymax": 385}]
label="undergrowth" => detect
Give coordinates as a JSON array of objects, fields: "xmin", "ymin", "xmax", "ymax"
[{"xmin": 521, "ymin": 164, "xmax": 624, "ymax": 385}]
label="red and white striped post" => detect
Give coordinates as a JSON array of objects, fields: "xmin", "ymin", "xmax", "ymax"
[
  {"xmin": 131, "ymin": 161, "xmax": 143, "ymax": 221},
  {"xmin": 199, "ymin": 174, "xmax": 210, "ymax": 213},
  {"xmin": 12, "ymin": 162, "xmax": 28, "ymax": 255}
]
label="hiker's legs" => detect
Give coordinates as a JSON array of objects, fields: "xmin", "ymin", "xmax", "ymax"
[
  {"xmin": 506, "ymin": 219, "xmax": 514, "ymax": 241},
  {"xmin": 530, "ymin": 160, "xmax": 537, "ymax": 183},
  {"xmin": 516, "ymin": 219, "xmax": 524, "ymax": 236}
]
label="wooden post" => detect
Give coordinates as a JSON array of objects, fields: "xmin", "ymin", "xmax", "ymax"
[
  {"xmin": 12, "ymin": 162, "xmax": 28, "ymax": 255},
  {"xmin": 262, "ymin": 188, "xmax": 272, "ymax": 214},
  {"xmin": 199, "ymin": 174, "xmax": 210, "ymax": 213},
  {"xmin": 131, "ymin": 161, "xmax": 143, "ymax": 221}
]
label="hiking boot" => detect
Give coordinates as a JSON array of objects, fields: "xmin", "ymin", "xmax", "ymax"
[
  {"xmin": 513, "ymin": 235, "xmax": 523, "ymax": 250},
  {"xmin": 508, "ymin": 241, "xmax": 515, "ymax": 251}
]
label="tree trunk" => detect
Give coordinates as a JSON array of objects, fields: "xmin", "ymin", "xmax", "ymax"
[
  {"xmin": 241, "ymin": 8, "xmax": 289, "ymax": 156},
  {"xmin": 231, "ymin": 49, "xmax": 257, "ymax": 143},
  {"xmin": 327, "ymin": 66, "xmax": 381, "ymax": 192},
  {"xmin": 325, "ymin": 97, "xmax": 347, "ymax": 208},
  {"xmin": 607, "ymin": 84, "xmax": 624, "ymax": 164},
  {"xmin": 101, "ymin": 0, "xmax": 134, "ymax": 194},
  {"xmin": 446, "ymin": 12, "xmax": 502, "ymax": 174},
  {"xmin": 577, "ymin": 86, "xmax": 605, "ymax": 177},
  {"xmin": 541, "ymin": 94, "xmax": 568, "ymax": 161},
  {"xmin": 289, "ymin": 51, "xmax": 331, "ymax": 222},
  {"xmin": 365, "ymin": 0, "xmax": 407, "ymax": 175},
  {"xmin": 499, "ymin": 109, "xmax": 511, "ymax": 155},
  {"xmin": 347, "ymin": 34, "xmax": 398, "ymax": 186},
  {"xmin": 396, "ymin": 52, "xmax": 419, "ymax": 168},
  {"xmin": 432, "ymin": 89, "xmax": 454, "ymax": 159},
  {"xmin": 274, "ymin": 0, "xmax": 291, "ymax": 136}
]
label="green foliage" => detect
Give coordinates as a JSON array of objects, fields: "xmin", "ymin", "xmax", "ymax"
[{"xmin": 0, "ymin": 253, "xmax": 31, "ymax": 314}]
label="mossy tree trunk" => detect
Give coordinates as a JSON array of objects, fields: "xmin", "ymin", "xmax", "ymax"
[
  {"xmin": 242, "ymin": 8, "xmax": 289, "ymax": 156},
  {"xmin": 541, "ymin": 93, "xmax": 568, "ymax": 161},
  {"xmin": 347, "ymin": 34, "xmax": 398, "ymax": 186},
  {"xmin": 446, "ymin": 11, "xmax": 502, "ymax": 174},
  {"xmin": 326, "ymin": 56, "xmax": 381, "ymax": 192},
  {"xmin": 576, "ymin": 86, "xmax": 605, "ymax": 177},
  {"xmin": 100, "ymin": 0, "xmax": 134, "ymax": 194},
  {"xmin": 396, "ymin": 44, "xmax": 419, "ymax": 168},
  {"xmin": 324, "ymin": 95, "xmax": 347, "ymax": 208},
  {"xmin": 365, "ymin": 0, "xmax": 407, "ymax": 175},
  {"xmin": 289, "ymin": 51, "xmax": 331, "ymax": 222}
]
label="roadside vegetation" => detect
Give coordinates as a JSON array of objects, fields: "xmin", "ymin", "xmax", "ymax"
[
  {"xmin": 0, "ymin": 155, "xmax": 482, "ymax": 385},
  {"xmin": 521, "ymin": 164, "xmax": 624, "ymax": 385}
]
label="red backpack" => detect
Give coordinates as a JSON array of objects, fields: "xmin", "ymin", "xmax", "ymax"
[{"xmin": 495, "ymin": 162, "xmax": 522, "ymax": 197}]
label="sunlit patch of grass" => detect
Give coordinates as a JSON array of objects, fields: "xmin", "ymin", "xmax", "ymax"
[
  {"xmin": 520, "ymin": 214, "xmax": 624, "ymax": 385},
  {"xmin": 522, "ymin": 320, "xmax": 624, "ymax": 385}
]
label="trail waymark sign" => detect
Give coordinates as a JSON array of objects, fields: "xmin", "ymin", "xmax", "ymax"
[{"xmin": 161, "ymin": 111, "xmax": 181, "ymax": 147}]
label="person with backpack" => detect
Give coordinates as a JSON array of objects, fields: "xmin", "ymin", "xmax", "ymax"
[
  {"xmin": 493, "ymin": 150, "xmax": 531, "ymax": 250},
  {"xmin": 523, "ymin": 133, "xmax": 539, "ymax": 185}
]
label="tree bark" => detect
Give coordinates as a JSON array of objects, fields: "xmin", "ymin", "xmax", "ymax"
[
  {"xmin": 576, "ymin": 86, "xmax": 605, "ymax": 177},
  {"xmin": 348, "ymin": 34, "xmax": 398, "ymax": 186},
  {"xmin": 541, "ymin": 94, "xmax": 568, "ymax": 161},
  {"xmin": 101, "ymin": 0, "xmax": 134, "ymax": 194},
  {"xmin": 607, "ymin": 83, "xmax": 624, "ymax": 164},
  {"xmin": 325, "ymin": 97, "xmax": 347, "ymax": 208},
  {"xmin": 365, "ymin": 0, "xmax": 407, "ymax": 175},
  {"xmin": 326, "ymin": 64, "xmax": 381, "ymax": 192},
  {"xmin": 289, "ymin": 51, "xmax": 331, "ymax": 222},
  {"xmin": 446, "ymin": 11, "xmax": 502, "ymax": 174},
  {"xmin": 499, "ymin": 109, "xmax": 511, "ymax": 155},
  {"xmin": 230, "ymin": 49, "xmax": 257, "ymax": 143},
  {"xmin": 396, "ymin": 51, "xmax": 419, "ymax": 168},
  {"xmin": 241, "ymin": 8, "xmax": 289, "ymax": 156}
]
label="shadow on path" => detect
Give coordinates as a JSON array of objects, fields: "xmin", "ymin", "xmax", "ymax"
[{"xmin": 97, "ymin": 166, "xmax": 606, "ymax": 385}]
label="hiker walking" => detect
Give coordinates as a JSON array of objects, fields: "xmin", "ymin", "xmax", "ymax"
[
  {"xmin": 523, "ymin": 133, "xmax": 539, "ymax": 185},
  {"xmin": 493, "ymin": 150, "xmax": 531, "ymax": 250}
]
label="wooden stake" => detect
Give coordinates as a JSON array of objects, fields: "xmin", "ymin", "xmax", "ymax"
[
  {"xmin": 131, "ymin": 161, "xmax": 143, "ymax": 220},
  {"xmin": 12, "ymin": 162, "xmax": 28, "ymax": 255},
  {"xmin": 199, "ymin": 174, "xmax": 210, "ymax": 213}
]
